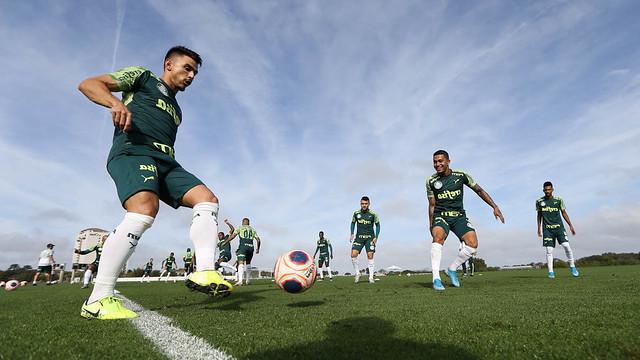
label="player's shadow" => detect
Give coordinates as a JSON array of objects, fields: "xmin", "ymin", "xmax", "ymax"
[
  {"xmin": 286, "ymin": 300, "xmax": 325, "ymax": 308},
  {"xmin": 246, "ymin": 316, "xmax": 478, "ymax": 360},
  {"xmin": 205, "ymin": 288, "xmax": 274, "ymax": 311}
]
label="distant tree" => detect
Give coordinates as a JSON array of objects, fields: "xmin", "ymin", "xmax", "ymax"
[{"xmin": 345, "ymin": 272, "xmax": 351, "ymax": 276}]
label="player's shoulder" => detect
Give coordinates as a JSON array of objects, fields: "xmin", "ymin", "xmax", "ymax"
[
  {"xmin": 368, "ymin": 209, "xmax": 379, "ymax": 216},
  {"xmin": 536, "ymin": 196, "xmax": 545, "ymax": 204},
  {"xmin": 553, "ymin": 196, "xmax": 563, "ymax": 201},
  {"xmin": 427, "ymin": 173, "xmax": 439, "ymax": 183},
  {"xmin": 353, "ymin": 209, "xmax": 362, "ymax": 215},
  {"xmin": 451, "ymin": 169, "xmax": 472, "ymax": 177}
]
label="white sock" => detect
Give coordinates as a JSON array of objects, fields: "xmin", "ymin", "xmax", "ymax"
[
  {"xmin": 561, "ymin": 242, "xmax": 575, "ymax": 267},
  {"xmin": 245, "ymin": 265, "xmax": 251, "ymax": 284},
  {"xmin": 83, "ymin": 269, "xmax": 93, "ymax": 286},
  {"xmin": 327, "ymin": 266, "xmax": 333, "ymax": 279},
  {"xmin": 238, "ymin": 264, "xmax": 245, "ymax": 283},
  {"xmin": 319, "ymin": 267, "xmax": 324, "ymax": 279},
  {"xmin": 88, "ymin": 212, "xmax": 154, "ymax": 303},
  {"xmin": 351, "ymin": 258, "xmax": 359, "ymax": 276},
  {"xmin": 431, "ymin": 243, "xmax": 443, "ymax": 281},
  {"xmin": 368, "ymin": 259, "xmax": 375, "ymax": 279},
  {"xmin": 190, "ymin": 202, "xmax": 219, "ymax": 271},
  {"xmin": 449, "ymin": 244, "xmax": 477, "ymax": 271},
  {"xmin": 546, "ymin": 247, "xmax": 554, "ymax": 272}
]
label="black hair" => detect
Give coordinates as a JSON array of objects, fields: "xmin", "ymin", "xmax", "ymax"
[
  {"xmin": 165, "ymin": 46, "xmax": 202, "ymax": 67},
  {"xmin": 361, "ymin": 196, "xmax": 370, "ymax": 202},
  {"xmin": 433, "ymin": 149, "xmax": 449, "ymax": 159},
  {"xmin": 543, "ymin": 181, "xmax": 553, "ymax": 188}
]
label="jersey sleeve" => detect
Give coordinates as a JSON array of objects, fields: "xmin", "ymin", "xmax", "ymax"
[
  {"xmin": 351, "ymin": 212, "xmax": 357, "ymax": 223},
  {"xmin": 558, "ymin": 197, "xmax": 566, "ymax": 210},
  {"xmin": 373, "ymin": 212, "xmax": 380, "ymax": 224},
  {"xmin": 109, "ymin": 66, "xmax": 147, "ymax": 92},
  {"xmin": 535, "ymin": 199, "xmax": 541, "ymax": 212},
  {"xmin": 461, "ymin": 170, "xmax": 477, "ymax": 187},
  {"xmin": 233, "ymin": 227, "xmax": 240, "ymax": 235},
  {"xmin": 426, "ymin": 178, "xmax": 434, "ymax": 198}
]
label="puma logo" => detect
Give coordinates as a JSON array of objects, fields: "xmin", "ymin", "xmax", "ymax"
[{"xmin": 141, "ymin": 175, "xmax": 155, "ymax": 183}]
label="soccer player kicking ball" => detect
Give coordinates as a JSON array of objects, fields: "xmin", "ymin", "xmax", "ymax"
[
  {"xmin": 350, "ymin": 196, "xmax": 380, "ymax": 284},
  {"xmin": 427, "ymin": 150, "xmax": 504, "ymax": 291},
  {"xmin": 77, "ymin": 46, "xmax": 232, "ymax": 320},
  {"xmin": 536, "ymin": 181, "xmax": 579, "ymax": 279},
  {"xmin": 223, "ymin": 218, "xmax": 261, "ymax": 286},
  {"xmin": 75, "ymin": 234, "xmax": 107, "ymax": 288},
  {"xmin": 140, "ymin": 258, "xmax": 153, "ymax": 283},
  {"xmin": 313, "ymin": 231, "xmax": 333, "ymax": 281}
]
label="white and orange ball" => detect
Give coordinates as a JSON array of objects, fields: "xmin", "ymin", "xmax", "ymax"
[
  {"xmin": 274, "ymin": 250, "xmax": 316, "ymax": 293},
  {"xmin": 20, "ymin": 281, "xmax": 28, "ymax": 287},
  {"xmin": 0, "ymin": 281, "xmax": 5, "ymax": 287},
  {"xmin": 4, "ymin": 280, "xmax": 20, "ymax": 291}
]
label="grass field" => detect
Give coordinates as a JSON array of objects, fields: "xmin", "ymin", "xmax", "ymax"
[{"xmin": 1, "ymin": 265, "xmax": 639, "ymax": 360}]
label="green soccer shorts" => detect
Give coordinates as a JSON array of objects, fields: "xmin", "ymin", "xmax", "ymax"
[
  {"xmin": 542, "ymin": 227, "xmax": 568, "ymax": 247},
  {"xmin": 37, "ymin": 265, "xmax": 52, "ymax": 274},
  {"xmin": 318, "ymin": 255, "xmax": 330, "ymax": 267},
  {"xmin": 431, "ymin": 215, "xmax": 475, "ymax": 239},
  {"xmin": 107, "ymin": 146, "xmax": 204, "ymax": 209},
  {"xmin": 236, "ymin": 246, "xmax": 254, "ymax": 263},
  {"xmin": 352, "ymin": 236, "xmax": 376, "ymax": 253},
  {"xmin": 218, "ymin": 251, "xmax": 231, "ymax": 263}
]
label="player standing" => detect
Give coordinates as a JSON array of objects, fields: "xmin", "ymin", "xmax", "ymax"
[
  {"xmin": 159, "ymin": 252, "xmax": 176, "ymax": 281},
  {"xmin": 223, "ymin": 218, "xmax": 261, "ymax": 286},
  {"xmin": 140, "ymin": 258, "xmax": 153, "ymax": 282},
  {"xmin": 215, "ymin": 219, "xmax": 235, "ymax": 270},
  {"xmin": 427, "ymin": 150, "xmax": 504, "ymax": 291},
  {"xmin": 75, "ymin": 234, "xmax": 107, "ymax": 288},
  {"xmin": 350, "ymin": 196, "xmax": 380, "ymax": 284},
  {"xmin": 183, "ymin": 248, "xmax": 194, "ymax": 278},
  {"xmin": 78, "ymin": 46, "xmax": 232, "ymax": 319},
  {"xmin": 313, "ymin": 231, "xmax": 333, "ymax": 281},
  {"xmin": 32, "ymin": 243, "xmax": 55, "ymax": 286},
  {"xmin": 536, "ymin": 181, "xmax": 579, "ymax": 278}
]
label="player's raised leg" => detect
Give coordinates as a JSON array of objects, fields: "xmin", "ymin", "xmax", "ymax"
[
  {"xmin": 182, "ymin": 184, "xmax": 233, "ymax": 297},
  {"xmin": 447, "ymin": 230, "xmax": 477, "ymax": 288}
]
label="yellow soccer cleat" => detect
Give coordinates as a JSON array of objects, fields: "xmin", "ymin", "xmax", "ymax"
[
  {"xmin": 186, "ymin": 270, "xmax": 233, "ymax": 298},
  {"xmin": 80, "ymin": 296, "xmax": 137, "ymax": 320}
]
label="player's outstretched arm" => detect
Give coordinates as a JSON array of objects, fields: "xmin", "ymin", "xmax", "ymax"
[
  {"xmin": 561, "ymin": 210, "xmax": 576, "ymax": 235},
  {"xmin": 224, "ymin": 219, "xmax": 235, "ymax": 235},
  {"xmin": 222, "ymin": 232, "xmax": 237, "ymax": 247},
  {"xmin": 78, "ymin": 74, "xmax": 132, "ymax": 132},
  {"xmin": 471, "ymin": 184, "xmax": 504, "ymax": 223}
]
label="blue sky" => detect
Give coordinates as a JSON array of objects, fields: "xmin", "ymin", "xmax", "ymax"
[{"xmin": 1, "ymin": 0, "xmax": 639, "ymax": 272}]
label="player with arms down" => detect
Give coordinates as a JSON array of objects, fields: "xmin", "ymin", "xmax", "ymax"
[
  {"xmin": 536, "ymin": 181, "xmax": 579, "ymax": 279},
  {"xmin": 140, "ymin": 258, "xmax": 153, "ymax": 283},
  {"xmin": 427, "ymin": 150, "xmax": 504, "ymax": 291},
  {"xmin": 313, "ymin": 231, "xmax": 333, "ymax": 281},
  {"xmin": 77, "ymin": 46, "xmax": 232, "ymax": 320},
  {"xmin": 75, "ymin": 234, "xmax": 108, "ymax": 289},
  {"xmin": 350, "ymin": 196, "xmax": 380, "ymax": 284}
]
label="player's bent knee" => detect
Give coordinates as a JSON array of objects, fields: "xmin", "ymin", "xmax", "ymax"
[
  {"xmin": 125, "ymin": 191, "xmax": 160, "ymax": 216},
  {"xmin": 182, "ymin": 185, "xmax": 218, "ymax": 207}
]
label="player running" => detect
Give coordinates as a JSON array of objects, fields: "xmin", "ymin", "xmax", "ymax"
[
  {"xmin": 215, "ymin": 219, "xmax": 235, "ymax": 270},
  {"xmin": 32, "ymin": 243, "xmax": 56, "ymax": 286},
  {"xmin": 427, "ymin": 150, "xmax": 504, "ymax": 291},
  {"xmin": 536, "ymin": 181, "xmax": 579, "ymax": 279},
  {"xmin": 183, "ymin": 248, "xmax": 194, "ymax": 278},
  {"xmin": 313, "ymin": 231, "xmax": 333, "ymax": 281},
  {"xmin": 75, "ymin": 234, "xmax": 107, "ymax": 288},
  {"xmin": 223, "ymin": 218, "xmax": 261, "ymax": 286},
  {"xmin": 77, "ymin": 46, "xmax": 232, "ymax": 319},
  {"xmin": 159, "ymin": 252, "xmax": 177, "ymax": 281},
  {"xmin": 350, "ymin": 196, "xmax": 380, "ymax": 284},
  {"xmin": 140, "ymin": 258, "xmax": 153, "ymax": 282}
]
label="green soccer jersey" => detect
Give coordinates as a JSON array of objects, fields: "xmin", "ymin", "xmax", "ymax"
[
  {"xmin": 144, "ymin": 262, "xmax": 153, "ymax": 271},
  {"xmin": 164, "ymin": 256, "xmax": 176, "ymax": 268},
  {"xmin": 234, "ymin": 225, "xmax": 258, "ymax": 248},
  {"xmin": 78, "ymin": 243, "xmax": 103, "ymax": 263},
  {"xmin": 183, "ymin": 251, "xmax": 193, "ymax": 263},
  {"xmin": 315, "ymin": 238, "xmax": 332, "ymax": 256},
  {"xmin": 218, "ymin": 234, "xmax": 231, "ymax": 253},
  {"xmin": 426, "ymin": 169, "xmax": 476, "ymax": 215},
  {"xmin": 536, "ymin": 196, "xmax": 566, "ymax": 229},
  {"xmin": 107, "ymin": 66, "xmax": 183, "ymax": 161},
  {"xmin": 351, "ymin": 210, "xmax": 380, "ymax": 237}
]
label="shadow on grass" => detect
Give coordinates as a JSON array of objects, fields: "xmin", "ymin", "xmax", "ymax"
[
  {"xmin": 205, "ymin": 288, "xmax": 274, "ymax": 311},
  {"xmin": 246, "ymin": 316, "xmax": 478, "ymax": 360},
  {"xmin": 286, "ymin": 300, "xmax": 325, "ymax": 308}
]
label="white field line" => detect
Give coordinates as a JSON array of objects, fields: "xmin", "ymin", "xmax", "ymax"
[{"xmin": 120, "ymin": 295, "xmax": 236, "ymax": 360}]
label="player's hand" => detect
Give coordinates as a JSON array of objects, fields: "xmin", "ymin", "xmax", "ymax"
[
  {"xmin": 493, "ymin": 207, "xmax": 505, "ymax": 223},
  {"xmin": 570, "ymin": 226, "xmax": 576, "ymax": 236},
  {"xmin": 111, "ymin": 100, "xmax": 132, "ymax": 133},
  {"xmin": 372, "ymin": 238, "xmax": 377, "ymax": 246},
  {"xmin": 349, "ymin": 234, "xmax": 354, "ymax": 242},
  {"xmin": 256, "ymin": 249, "xmax": 260, "ymax": 254},
  {"xmin": 224, "ymin": 219, "xmax": 230, "ymax": 224},
  {"xmin": 537, "ymin": 229, "xmax": 542, "ymax": 238}
]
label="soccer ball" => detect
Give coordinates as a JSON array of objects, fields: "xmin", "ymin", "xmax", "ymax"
[
  {"xmin": 5, "ymin": 280, "xmax": 20, "ymax": 291},
  {"xmin": 20, "ymin": 281, "xmax": 28, "ymax": 287},
  {"xmin": 0, "ymin": 281, "xmax": 5, "ymax": 287},
  {"xmin": 274, "ymin": 250, "xmax": 316, "ymax": 294}
]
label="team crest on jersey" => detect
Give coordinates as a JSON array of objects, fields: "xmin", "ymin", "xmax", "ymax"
[
  {"xmin": 540, "ymin": 202, "xmax": 546, "ymax": 206},
  {"xmin": 434, "ymin": 181, "xmax": 443, "ymax": 190},
  {"xmin": 357, "ymin": 214, "xmax": 361, "ymax": 219},
  {"xmin": 157, "ymin": 82, "xmax": 169, "ymax": 96}
]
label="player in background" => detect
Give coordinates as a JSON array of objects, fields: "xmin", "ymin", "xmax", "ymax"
[
  {"xmin": 75, "ymin": 234, "xmax": 108, "ymax": 288},
  {"xmin": 536, "ymin": 181, "xmax": 579, "ymax": 278},
  {"xmin": 223, "ymin": 218, "xmax": 261, "ymax": 286},
  {"xmin": 158, "ymin": 252, "xmax": 176, "ymax": 281},
  {"xmin": 140, "ymin": 258, "xmax": 153, "ymax": 282},
  {"xmin": 427, "ymin": 150, "xmax": 504, "ymax": 291},
  {"xmin": 77, "ymin": 46, "xmax": 232, "ymax": 319},
  {"xmin": 33, "ymin": 243, "xmax": 56, "ymax": 286},
  {"xmin": 313, "ymin": 231, "xmax": 333, "ymax": 281},
  {"xmin": 215, "ymin": 219, "xmax": 235, "ymax": 270},
  {"xmin": 183, "ymin": 248, "xmax": 194, "ymax": 278},
  {"xmin": 350, "ymin": 196, "xmax": 380, "ymax": 284}
]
